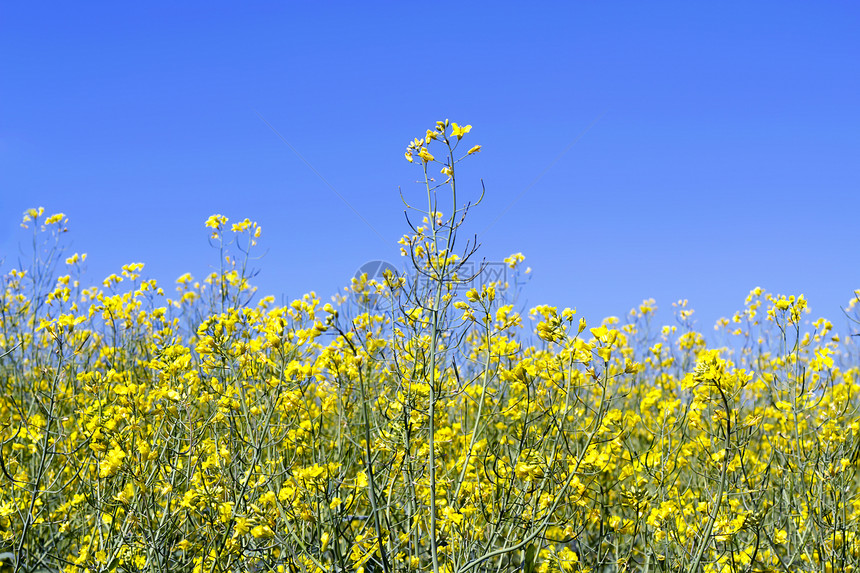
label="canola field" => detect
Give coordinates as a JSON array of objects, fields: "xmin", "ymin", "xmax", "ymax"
[{"xmin": 1, "ymin": 122, "xmax": 859, "ymax": 573}]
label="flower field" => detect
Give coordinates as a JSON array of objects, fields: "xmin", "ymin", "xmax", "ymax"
[{"xmin": 2, "ymin": 122, "xmax": 859, "ymax": 573}]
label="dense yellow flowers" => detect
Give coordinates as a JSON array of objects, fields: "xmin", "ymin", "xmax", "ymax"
[{"xmin": 2, "ymin": 127, "xmax": 859, "ymax": 573}]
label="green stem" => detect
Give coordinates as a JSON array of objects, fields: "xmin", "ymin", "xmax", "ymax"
[{"xmin": 686, "ymin": 388, "xmax": 732, "ymax": 573}]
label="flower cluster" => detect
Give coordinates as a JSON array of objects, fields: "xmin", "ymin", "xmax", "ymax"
[{"xmin": 1, "ymin": 125, "xmax": 859, "ymax": 573}]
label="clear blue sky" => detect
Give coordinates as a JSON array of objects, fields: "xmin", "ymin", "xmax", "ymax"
[{"xmin": 2, "ymin": 2, "xmax": 859, "ymax": 334}]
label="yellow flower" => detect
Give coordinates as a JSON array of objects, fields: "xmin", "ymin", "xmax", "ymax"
[
  {"xmin": 45, "ymin": 213, "xmax": 66, "ymax": 225},
  {"xmin": 504, "ymin": 252, "xmax": 525, "ymax": 269},
  {"xmin": 417, "ymin": 147, "xmax": 435, "ymax": 162},
  {"xmin": 467, "ymin": 145, "xmax": 482, "ymax": 155},
  {"xmin": 218, "ymin": 502, "xmax": 234, "ymax": 523},
  {"xmin": 233, "ymin": 517, "xmax": 250, "ymax": 537},
  {"xmin": 21, "ymin": 206, "xmax": 44, "ymax": 227},
  {"xmin": 451, "ymin": 123, "xmax": 472, "ymax": 139},
  {"xmin": 179, "ymin": 490, "xmax": 198, "ymax": 509},
  {"xmin": 590, "ymin": 325, "xmax": 608, "ymax": 340},
  {"xmin": 204, "ymin": 214, "xmax": 228, "ymax": 229},
  {"xmin": 251, "ymin": 524, "xmax": 274, "ymax": 539},
  {"xmin": 113, "ymin": 482, "xmax": 135, "ymax": 504},
  {"xmin": 231, "ymin": 218, "xmax": 254, "ymax": 232},
  {"xmin": 65, "ymin": 252, "xmax": 87, "ymax": 265},
  {"xmin": 405, "ymin": 151, "xmax": 414, "ymax": 163},
  {"xmin": 557, "ymin": 547, "xmax": 579, "ymax": 572},
  {"xmin": 99, "ymin": 446, "xmax": 126, "ymax": 478}
]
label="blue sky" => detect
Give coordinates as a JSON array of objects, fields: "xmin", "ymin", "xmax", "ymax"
[{"xmin": 2, "ymin": 2, "xmax": 859, "ymax": 334}]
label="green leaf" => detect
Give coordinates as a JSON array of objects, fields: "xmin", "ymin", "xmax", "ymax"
[{"xmin": 523, "ymin": 543, "xmax": 538, "ymax": 573}]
